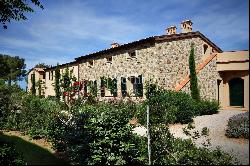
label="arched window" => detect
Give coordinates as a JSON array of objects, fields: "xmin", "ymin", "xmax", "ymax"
[
  {"xmin": 229, "ymin": 78, "xmax": 244, "ymax": 106},
  {"xmin": 203, "ymin": 44, "xmax": 208, "ymax": 54}
]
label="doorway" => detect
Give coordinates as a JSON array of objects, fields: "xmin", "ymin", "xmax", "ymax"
[{"xmin": 229, "ymin": 78, "xmax": 244, "ymax": 106}]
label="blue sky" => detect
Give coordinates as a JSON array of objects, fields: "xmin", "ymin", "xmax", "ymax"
[{"xmin": 0, "ymin": 0, "xmax": 249, "ymax": 89}]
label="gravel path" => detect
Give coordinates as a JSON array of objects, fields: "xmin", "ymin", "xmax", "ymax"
[{"xmin": 169, "ymin": 110, "xmax": 249, "ymax": 165}]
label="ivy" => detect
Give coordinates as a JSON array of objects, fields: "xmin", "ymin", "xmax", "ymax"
[
  {"xmin": 36, "ymin": 79, "xmax": 45, "ymax": 97},
  {"xmin": 54, "ymin": 63, "xmax": 61, "ymax": 100},
  {"xmin": 100, "ymin": 77, "xmax": 117, "ymax": 97}
]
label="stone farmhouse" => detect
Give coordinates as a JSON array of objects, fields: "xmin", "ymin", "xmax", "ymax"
[{"xmin": 27, "ymin": 20, "xmax": 249, "ymax": 111}]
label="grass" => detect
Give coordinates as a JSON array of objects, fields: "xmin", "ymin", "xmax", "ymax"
[{"xmin": 0, "ymin": 132, "xmax": 67, "ymax": 165}]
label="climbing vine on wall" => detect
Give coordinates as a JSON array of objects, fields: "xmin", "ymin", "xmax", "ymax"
[{"xmin": 100, "ymin": 76, "xmax": 117, "ymax": 96}]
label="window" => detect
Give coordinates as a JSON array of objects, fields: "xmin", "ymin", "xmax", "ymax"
[
  {"xmin": 203, "ymin": 44, "xmax": 208, "ymax": 54},
  {"xmin": 128, "ymin": 75, "xmax": 143, "ymax": 97},
  {"xmin": 121, "ymin": 77, "xmax": 127, "ymax": 97},
  {"xmin": 49, "ymin": 72, "xmax": 50, "ymax": 80},
  {"xmin": 31, "ymin": 74, "xmax": 35, "ymax": 80},
  {"xmin": 88, "ymin": 60, "xmax": 94, "ymax": 67},
  {"xmin": 51, "ymin": 71, "xmax": 54, "ymax": 80},
  {"xmin": 101, "ymin": 78, "xmax": 105, "ymax": 97},
  {"xmin": 107, "ymin": 56, "xmax": 112, "ymax": 63},
  {"xmin": 42, "ymin": 74, "xmax": 45, "ymax": 79},
  {"xmin": 136, "ymin": 75, "xmax": 143, "ymax": 97},
  {"xmin": 112, "ymin": 79, "xmax": 117, "ymax": 97},
  {"xmin": 128, "ymin": 51, "xmax": 136, "ymax": 58}
]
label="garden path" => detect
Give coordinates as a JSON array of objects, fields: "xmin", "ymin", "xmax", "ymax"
[{"xmin": 169, "ymin": 110, "xmax": 249, "ymax": 165}]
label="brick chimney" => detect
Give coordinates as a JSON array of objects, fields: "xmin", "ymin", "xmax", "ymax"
[
  {"xmin": 166, "ymin": 26, "xmax": 177, "ymax": 35},
  {"xmin": 111, "ymin": 42, "xmax": 120, "ymax": 48},
  {"xmin": 181, "ymin": 20, "xmax": 193, "ymax": 33}
]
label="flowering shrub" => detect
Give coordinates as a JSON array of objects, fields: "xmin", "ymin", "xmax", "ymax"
[{"xmin": 226, "ymin": 112, "xmax": 249, "ymax": 139}]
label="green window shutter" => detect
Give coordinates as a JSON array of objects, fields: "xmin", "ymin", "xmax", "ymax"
[
  {"xmin": 94, "ymin": 80, "xmax": 97, "ymax": 97},
  {"xmin": 113, "ymin": 78, "xmax": 117, "ymax": 97},
  {"xmin": 137, "ymin": 75, "xmax": 143, "ymax": 97},
  {"xmin": 101, "ymin": 78, "xmax": 105, "ymax": 97},
  {"xmin": 121, "ymin": 77, "xmax": 127, "ymax": 97}
]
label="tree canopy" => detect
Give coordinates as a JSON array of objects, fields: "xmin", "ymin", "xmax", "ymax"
[
  {"xmin": 34, "ymin": 63, "xmax": 50, "ymax": 68},
  {"xmin": 0, "ymin": 0, "xmax": 43, "ymax": 29},
  {"xmin": 0, "ymin": 54, "xmax": 26, "ymax": 85}
]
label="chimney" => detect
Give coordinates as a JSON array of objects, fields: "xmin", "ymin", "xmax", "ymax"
[
  {"xmin": 111, "ymin": 42, "xmax": 120, "ymax": 48},
  {"xmin": 166, "ymin": 26, "xmax": 177, "ymax": 35},
  {"xmin": 181, "ymin": 20, "xmax": 193, "ymax": 33}
]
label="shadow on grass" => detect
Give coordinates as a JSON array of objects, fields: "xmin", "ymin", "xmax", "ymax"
[{"xmin": 0, "ymin": 133, "xmax": 68, "ymax": 165}]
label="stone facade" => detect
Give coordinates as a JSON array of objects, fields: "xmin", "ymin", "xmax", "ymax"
[
  {"xmin": 44, "ymin": 63, "xmax": 79, "ymax": 97},
  {"xmin": 27, "ymin": 68, "xmax": 45, "ymax": 96},
  {"xmin": 78, "ymin": 36, "xmax": 219, "ymax": 100}
]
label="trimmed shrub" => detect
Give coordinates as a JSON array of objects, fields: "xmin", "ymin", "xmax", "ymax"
[
  {"xmin": 195, "ymin": 99, "xmax": 220, "ymax": 116},
  {"xmin": 141, "ymin": 88, "xmax": 196, "ymax": 124},
  {"xmin": 226, "ymin": 112, "xmax": 249, "ymax": 139}
]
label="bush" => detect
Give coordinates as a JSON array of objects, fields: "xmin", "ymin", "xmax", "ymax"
[
  {"xmin": 136, "ymin": 84, "xmax": 221, "ymax": 125},
  {"xmin": 0, "ymin": 139, "xmax": 25, "ymax": 165},
  {"xmin": 195, "ymin": 99, "xmax": 220, "ymax": 116},
  {"xmin": 0, "ymin": 83, "xmax": 25, "ymax": 129},
  {"xmin": 2, "ymin": 94, "xmax": 63, "ymax": 139},
  {"xmin": 47, "ymin": 103, "xmax": 144, "ymax": 165},
  {"xmin": 225, "ymin": 112, "xmax": 249, "ymax": 139},
  {"xmin": 141, "ymin": 88, "xmax": 196, "ymax": 124}
]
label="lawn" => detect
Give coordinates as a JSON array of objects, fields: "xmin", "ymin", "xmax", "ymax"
[{"xmin": 0, "ymin": 132, "xmax": 67, "ymax": 165}]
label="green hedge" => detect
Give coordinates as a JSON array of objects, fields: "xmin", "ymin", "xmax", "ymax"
[
  {"xmin": 195, "ymin": 99, "xmax": 220, "ymax": 116},
  {"xmin": 137, "ymin": 86, "xmax": 220, "ymax": 125}
]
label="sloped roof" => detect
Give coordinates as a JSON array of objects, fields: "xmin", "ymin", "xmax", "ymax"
[
  {"xmin": 75, "ymin": 31, "xmax": 222, "ymax": 61},
  {"xmin": 27, "ymin": 67, "xmax": 45, "ymax": 75}
]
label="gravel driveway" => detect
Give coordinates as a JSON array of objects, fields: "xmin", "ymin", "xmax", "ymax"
[{"xmin": 169, "ymin": 110, "xmax": 249, "ymax": 165}]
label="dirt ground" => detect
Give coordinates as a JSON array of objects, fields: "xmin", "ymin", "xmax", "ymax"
[{"xmin": 169, "ymin": 110, "xmax": 249, "ymax": 165}]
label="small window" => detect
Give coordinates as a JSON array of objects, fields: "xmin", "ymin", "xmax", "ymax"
[
  {"xmin": 31, "ymin": 74, "xmax": 35, "ymax": 80},
  {"xmin": 88, "ymin": 60, "xmax": 94, "ymax": 67},
  {"xmin": 107, "ymin": 56, "xmax": 112, "ymax": 63},
  {"xmin": 129, "ymin": 51, "xmax": 136, "ymax": 58},
  {"xmin": 42, "ymin": 74, "xmax": 45, "ymax": 79},
  {"xmin": 203, "ymin": 44, "xmax": 208, "ymax": 54},
  {"xmin": 51, "ymin": 71, "xmax": 54, "ymax": 80}
]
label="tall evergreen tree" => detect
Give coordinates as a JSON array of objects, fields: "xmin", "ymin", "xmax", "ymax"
[
  {"xmin": 31, "ymin": 73, "xmax": 36, "ymax": 95},
  {"xmin": 54, "ymin": 63, "xmax": 61, "ymax": 100},
  {"xmin": 189, "ymin": 43, "xmax": 200, "ymax": 101}
]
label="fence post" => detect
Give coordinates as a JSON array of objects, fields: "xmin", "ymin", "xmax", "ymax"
[{"xmin": 147, "ymin": 105, "xmax": 151, "ymax": 165}]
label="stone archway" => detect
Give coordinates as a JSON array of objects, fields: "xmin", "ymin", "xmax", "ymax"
[{"xmin": 229, "ymin": 77, "xmax": 244, "ymax": 106}]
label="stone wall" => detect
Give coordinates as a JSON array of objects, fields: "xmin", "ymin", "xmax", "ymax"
[
  {"xmin": 181, "ymin": 57, "xmax": 220, "ymax": 100},
  {"xmin": 78, "ymin": 36, "xmax": 219, "ymax": 100}
]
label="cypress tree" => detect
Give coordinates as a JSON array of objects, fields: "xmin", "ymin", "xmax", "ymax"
[
  {"xmin": 31, "ymin": 73, "xmax": 36, "ymax": 95},
  {"xmin": 54, "ymin": 63, "xmax": 61, "ymax": 100},
  {"xmin": 189, "ymin": 43, "xmax": 200, "ymax": 101}
]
